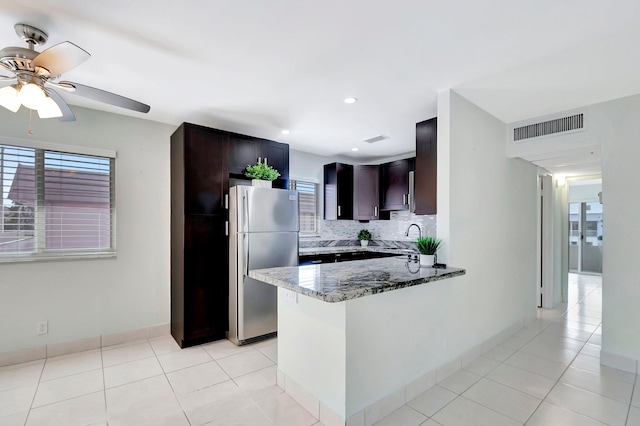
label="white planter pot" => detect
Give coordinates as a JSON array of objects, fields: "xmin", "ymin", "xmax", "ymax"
[
  {"xmin": 420, "ymin": 254, "xmax": 435, "ymax": 267},
  {"xmin": 251, "ymin": 179, "xmax": 272, "ymax": 188},
  {"xmin": 360, "ymin": 240, "xmax": 369, "ymax": 247}
]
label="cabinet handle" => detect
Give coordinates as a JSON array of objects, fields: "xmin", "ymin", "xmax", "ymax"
[
  {"xmin": 264, "ymin": 157, "xmax": 268, "ymax": 165},
  {"xmin": 409, "ymin": 171, "xmax": 415, "ymax": 213},
  {"xmin": 224, "ymin": 194, "xmax": 228, "ymax": 209},
  {"xmin": 338, "ymin": 205, "xmax": 342, "ymax": 217},
  {"xmin": 374, "ymin": 206, "xmax": 378, "ymax": 217},
  {"xmin": 403, "ymin": 194, "xmax": 408, "ymax": 205},
  {"xmin": 225, "ymin": 221, "xmax": 229, "ymax": 236},
  {"xmin": 258, "ymin": 156, "xmax": 262, "ymax": 164}
]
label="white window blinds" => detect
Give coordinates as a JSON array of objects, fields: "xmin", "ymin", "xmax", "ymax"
[
  {"xmin": 290, "ymin": 180, "xmax": 317, "ymax": 234},
  {"xmin": 0, "ymin": 143, "xmax": 115, "ymax": 262}
]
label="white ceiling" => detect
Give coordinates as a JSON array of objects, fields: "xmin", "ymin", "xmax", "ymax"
[{"xmin": 1, "ymin": 0, "xmax": 639, "ymax": 165}]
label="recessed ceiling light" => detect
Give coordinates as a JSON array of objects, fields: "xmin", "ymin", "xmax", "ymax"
[
  {"xmin": 281, "ymin": 129, "xmax": 290, "ymax": 135},
  {"xmin": 344, "ymin": 97, "xmax": 358, "ymax": 104},
  {"xmin": 351, "ymin": 147, "xmax": 359, "ymax": 152}
]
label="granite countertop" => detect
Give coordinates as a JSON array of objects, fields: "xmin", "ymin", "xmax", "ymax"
[{"xmin": 249, "ymin": 257, "xmax": 466, "ymax": 303}]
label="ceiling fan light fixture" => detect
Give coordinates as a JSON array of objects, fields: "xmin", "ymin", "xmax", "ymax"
[
  {"xmin": 37, "ymin": 95, "xmax": 63, "ymax": 118},
  {"xmin": 0, "ymin": 85, "xmax": 21, "ymax": 112},
  {"xmin": 18, "ymin": 82, "xmax": 46, "ymax": 110}
]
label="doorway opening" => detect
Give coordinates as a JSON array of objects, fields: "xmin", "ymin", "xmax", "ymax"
[{"xmin": 566, "ymin": 177, "xmax": 602, "ymax": 314}]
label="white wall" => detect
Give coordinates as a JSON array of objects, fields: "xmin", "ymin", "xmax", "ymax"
[
  {"xmin": 436, "ymin": 90, "xmax": 538, "ymax": 354},
  {"xmin": 568, "ymin": 181, "xmax": 602, "ymax": 203},
  {"xmin": 598, "ymin": 94, "xmax": 640, "ymax": 368},
  {"xmin": 0, "ymin": 107, "xmax": 174, "ymax": 354}
]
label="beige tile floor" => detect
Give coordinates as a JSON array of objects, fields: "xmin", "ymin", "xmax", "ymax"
[{"xmin": 0, "ymin": 273, "xmax": 636, "ymax": 425}]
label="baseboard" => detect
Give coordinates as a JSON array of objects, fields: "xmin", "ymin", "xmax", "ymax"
[
  {"xmin": 600, "ymin": 350, "xmax": 638, "ymax": 373},
  {"xmin": 0, "ymin": 323, "xmax": 170, "ymax": 368},
  {"xmin": 279, "ymin": 315, "xmax": 529, "ymax": 426}
]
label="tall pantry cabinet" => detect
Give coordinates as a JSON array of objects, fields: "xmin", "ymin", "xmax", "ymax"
[{"xmin": 170, "ymin": 123, "xmax": 289, "ymax": 348}]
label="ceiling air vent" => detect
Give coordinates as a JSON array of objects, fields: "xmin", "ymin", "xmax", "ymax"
[
  {"xmin": 513, "ymin": 113, "xmax": 584, "ymax": 141},
  {"xmin": 364, "ymin": 135, "xmax": 389, "ymax": 144}
]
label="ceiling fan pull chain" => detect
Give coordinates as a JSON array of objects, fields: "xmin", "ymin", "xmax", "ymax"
[{"xmin": 28, "ymin": 109, "xmax": 33, "ymax": 135}]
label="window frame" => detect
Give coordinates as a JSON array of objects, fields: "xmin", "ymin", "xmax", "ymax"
[
  {"xmin": 289, "ymin": 179, "xmax": 319, "ymax": 235},
  {"xmin": 0, "ymin": 137, "xmax": 116, "ymax": 263}
]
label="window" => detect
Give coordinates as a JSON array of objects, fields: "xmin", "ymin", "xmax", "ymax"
[
  {"xmin": 1, "ymin": 142, "xmax": 115, "ymax": 262},
  {"xmin": 289, "ymin": 180, "xmax": 317, "ymax": 234}
]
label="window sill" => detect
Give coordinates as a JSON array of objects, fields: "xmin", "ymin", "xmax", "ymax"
[{"xmin": 0, "ymin": 251, "xmax": 116, "ymax": 264}]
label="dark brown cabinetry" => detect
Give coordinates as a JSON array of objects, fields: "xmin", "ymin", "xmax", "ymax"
[
  {"xmin": 171, "ymin": 123, "xmax": 229, "ymax": 347},
  {"xmin": 298, "ymin": 250, "xmax": 399, "ymax": 265},
  {"xmin": 171, "ymin": 123, "xmax": 289, "ymax": 348},
  {"xmin": 324, "ymin": 162, "xmax": 353, "ymax": 220},
  {"xmin": 227, "ymin": 135, "xmax": 289, "ymax": 189},
  {"xmin": 380, "ymin": 158, "xmax": 415, "ymax": 211},
  {"xmin": 261, "ymin": 140, "xmax": 289, "ymax": 189},
  {"xmin": 415, "ymin": 118, "xmax": 437, "ymax": 215},
  {"xmin": 353, "ymin": 165, "xmax": 380, "ymax": 220},
  {"xmin": 182, "ymin": 215, "xmax": 228, "ymax": 343}
]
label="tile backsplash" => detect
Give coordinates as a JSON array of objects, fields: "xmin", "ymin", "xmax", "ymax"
[{"xmin": 303, "ymin": 211, "xmax": 436, "ymax": 244}]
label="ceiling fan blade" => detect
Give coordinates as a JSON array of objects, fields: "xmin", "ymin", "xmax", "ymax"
[
  {"xmin": 59, "ymin": 81, "xmax": 150, "ymax": 113},
  {"xmin": 0, "ymin": 75, "xmax": 16, "ymax": 81},
  {"xmin": 46, "ymin": 88, "xmax": 76, "ymax": 122},
  {"xmin": 0, "ymin": 62, "xmax": 15, "ymax": 75},
  {"xmin": 33, "ymin": 41, "xmax": 90, "ymax": 76}
]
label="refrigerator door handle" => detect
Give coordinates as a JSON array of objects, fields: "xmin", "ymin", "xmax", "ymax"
[
  {"xmin": 242, "ymin": 194, "xmax": 249, "ymax": 233},
  {"xmin": 243, "ymin": 233, "xmax": 250, "ymax": 277}
]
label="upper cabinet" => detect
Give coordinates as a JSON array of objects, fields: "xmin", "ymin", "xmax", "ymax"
[
  {"xmin": 227, "ymin": 134, "xmax": 261, "ymax": 175},
  {"xmin": 227, "ymin": 135, "xmax": 289, "ymax": 189},
  {"xmin": 414, "ymin": 118, "xmax": 437, "ymax": 215},
  {"xmin": 261, "ymin": 140, "xmax": 290, "ymax": 189},
  {"xmin": 380, "ymin": 158, "xmax": 415, "ymax": 211},
  {"xmin": 353, "ymin": 165, "xmax": 380, "ymax": 220},
  {"xmin": 173, "ymin": 123, "xmax": 228, "ymax": 216},
  {"xmin": 324, "ymin": 162, "xmax": 354, "ymax": 220}
]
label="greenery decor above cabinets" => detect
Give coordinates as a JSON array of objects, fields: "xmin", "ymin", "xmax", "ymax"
[
  {"xmin": 415, "ymin": 117, "xmax": 437, "ymax": 215},
  {"xmin": 324, "ymin": 162, "xmax": 354, "ymax": 220},
  {"xmin": 228, "ymin": 135, "xmax": 289, "ymax": 189}
]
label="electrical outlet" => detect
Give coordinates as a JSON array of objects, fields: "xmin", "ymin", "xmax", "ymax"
[
  {"xmin": 37, "ymin": 321, "xmax": 48, "ymax": 335},
  {"xmin": 284, "ymin": 290, "xmax": 298, "ymax": 303}
]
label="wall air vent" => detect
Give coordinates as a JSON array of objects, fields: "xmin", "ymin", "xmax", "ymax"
[
  {"xmin": 363, "ymin": 135, "xmax": 389, "ymax": 144},
  {"xmin": 513, "ymin": 113, "xmax": 584, "ymax": 141}
]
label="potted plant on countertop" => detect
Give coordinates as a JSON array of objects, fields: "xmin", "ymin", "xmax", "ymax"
[
  {"xmin": 357, "ymin": 229, "xmax": 372, "ymax": 247},
  {"xmin": 244, "ymin": 160, "xmax": 281, "ymax": 188},
  {"xmin": 416, "ymin": 236, "xmax": 443, "ymax": 267}
]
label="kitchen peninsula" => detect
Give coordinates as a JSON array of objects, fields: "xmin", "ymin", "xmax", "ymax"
[{"xmin": 250, "ymin": 257, "xmax": 465, "ymax": 425}]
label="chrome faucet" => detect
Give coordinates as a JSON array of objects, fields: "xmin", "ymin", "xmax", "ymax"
[{"xmin": 405, "ymin": 223, "xmax": 422, "ymax": 239}]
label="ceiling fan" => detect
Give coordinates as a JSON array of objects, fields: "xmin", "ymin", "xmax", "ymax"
[{"xmin": 0, "ymin": 23, "xmax": 150, "ymax": 122}]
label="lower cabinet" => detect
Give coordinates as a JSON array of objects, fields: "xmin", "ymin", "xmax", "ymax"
[
  {"xmin": 172, "ymin": 214, "xmax": 228, "ymax": 347},
  {"xmin": 298, "ymin": 251, "xmax": 399, "ymax": 265}
]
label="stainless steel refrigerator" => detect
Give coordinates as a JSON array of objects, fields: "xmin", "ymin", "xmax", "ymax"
[{"xmin": 228, "ymin": 186, "xmax": 299, "ymax": 345}]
